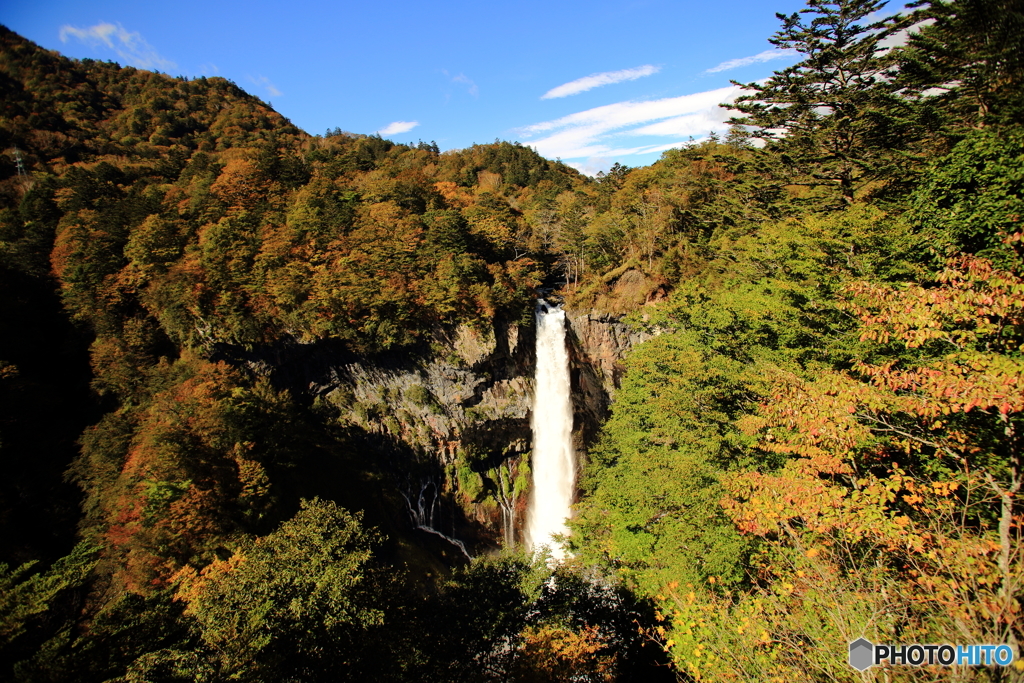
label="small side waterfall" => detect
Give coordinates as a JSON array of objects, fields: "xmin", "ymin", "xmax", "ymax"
[{"xmin": 524, "ymin": 300, "xmax": 576, "ymax": 560}]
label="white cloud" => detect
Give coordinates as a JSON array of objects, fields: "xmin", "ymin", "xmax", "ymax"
[
  {"xmin": 542, "ymin": 65, "xmax": 660, "ymax": 99},
  {"xmin": 568, "ymin": 139, "xmax": 717, "ymax": 177},
  {"xmin": 518, "ymin": 84, "xmax": 744, "ymax": 161},
  {"xmin": 442, "ymin": 70, "xmax": 478, "ymax": 98},
  {"xmin": 705, "ymin": 48, "xmax": 796, "ymax": 74},
  {"xmin": 59, "ymin": 22, "xmax": 175, "ymax": 71},
  {"xmin": 452, "ymin": 73, "xmax": 478, "ymax": 97},
  {"xmin": 378, "ymin": 120, "xmax": 419, "ymax": 136},
  {"xmin": 878, "ymin": 17, "xmax": 935, "ymax": 50},
  {"xmin": 566, "ymin": 158, "xmax": 613, "ymax": 177},
  {"xmin": 627, "ymin": 107, "xmax": 733, "ymax": 137},
  {"xmin": 523, "ymin": 86, "xmax": 737, "ymax": 135},
  {"xmin": 248, "ymin": 75, "xmax": 282, "ymax": 98}
]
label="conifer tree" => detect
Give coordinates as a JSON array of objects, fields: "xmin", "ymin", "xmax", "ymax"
[
  {"xmin": 728, "ymin": 0, "xmax": 906, "ymax": 203},
  {"xmin": 899, "ymin": 0, "xmax": 1024, "ymax": 132}
]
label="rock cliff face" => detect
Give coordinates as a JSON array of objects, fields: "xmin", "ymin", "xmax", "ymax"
[
  {"xmin": 567, "ymin": 309, "xmax": 651, "ymax": 395},
  {"xmin": 566, "ymin": 309, "xmax": 653, "ymax": 449},
  {"xmin": 219, "ymin": 305, "xmax": 646, "ymax": 556},
  {"xmin": 320, "ymin": 319, "xmax": 535, "ymax": 552},
  {"xmin": 323, "ymin": 320, "xmax": 533, "ymax": 465}
]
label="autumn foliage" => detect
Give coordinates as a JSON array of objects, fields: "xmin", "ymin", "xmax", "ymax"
[{"xmin": 3, "ymin": 2, "xmax": 1024, "ymax": 680}]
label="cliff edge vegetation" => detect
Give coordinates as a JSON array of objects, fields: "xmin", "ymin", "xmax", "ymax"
[{"xmin": 2, "ymin": 0, "xmax": 1024, "ymax": 679}]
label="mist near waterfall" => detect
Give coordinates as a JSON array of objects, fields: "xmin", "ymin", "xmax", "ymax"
[{"xmin": 524, "ymin": 300, "xmax": 576, "ymax": 560}]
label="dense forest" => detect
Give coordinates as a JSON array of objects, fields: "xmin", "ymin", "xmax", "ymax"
[{"xmin": 1, "ymin": 0, "xmax": 1022, "ymax": 680}]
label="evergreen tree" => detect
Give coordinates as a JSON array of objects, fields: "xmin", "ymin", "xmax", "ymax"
[
  {"xmin": 728, "ymin": 0, "xmax": 906, "ymax": 203},
  {"xmin": 899, "ymin": 0, "xmax": 1024, "ymax": 132}
]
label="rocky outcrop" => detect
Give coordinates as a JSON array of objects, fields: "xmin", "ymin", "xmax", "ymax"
[
  {"xmin": 321, "ymin": 320, "xmax": 534, "ymax": 465},
  {"xmin": 216, "ymin": 305, "xmax": 649, "ymax": 556},
  {"xmin": 564, "ymin": 308, "xmax": 652, "ymax": 448},
  {"xmin": 566, "ymin": 309, "xmax": 652, "ymax": 398}
]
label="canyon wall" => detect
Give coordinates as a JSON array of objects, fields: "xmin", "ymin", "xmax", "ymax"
[{"xmin": 219, "ymin": 306, "xmax": 649, "ymax": 556}]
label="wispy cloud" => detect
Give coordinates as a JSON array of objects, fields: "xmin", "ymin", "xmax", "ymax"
[
  {"xmin": 59, "ymin": 22, "xmax": 175, "ymax": 71},
  {"xmin": 878, "ymin": 17, "xmax": 935, "ymax": 50},
  {"xmin": 519, "ymin": 84, "xmax": 743, "ymax": 160},
  {"xmin": 248, "ymin": 75, "xmax": 282, "ymax": 98},
  {"xmin": 378, "ymin": 121, "xmax": 419, "ymax": 136},
  {"xmin": 542, "ymin": 65, "xmax": 660, "ymax": 99},
  {"xmin": 705, "ymin": 49, "xmax": 796, "ymax": 74},
  {"xmin": 452, "ymin": 73, "xmax": 478, "ymax": 97}
]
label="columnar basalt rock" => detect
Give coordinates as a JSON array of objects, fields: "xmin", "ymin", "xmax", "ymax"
[
  {"xmin": 564, "ymin": 308, "xmax": 653, "ymax": 452},
  {"xmin": 216, "ymin": 308, "xmax": 647, "ymax": 554},
  {"xmin": 565, "ymin": 309, "xmax": 652, "ymax": 399}
]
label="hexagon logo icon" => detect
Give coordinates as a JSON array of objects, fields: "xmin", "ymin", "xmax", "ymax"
[{"xmin": 849, "ymin": 638, "xmax": 874, "ymax": 671}]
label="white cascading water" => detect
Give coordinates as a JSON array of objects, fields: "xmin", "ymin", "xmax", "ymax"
[{"xmin": 524, "ymin": 300, "xmax": 576, "ymax": 560}]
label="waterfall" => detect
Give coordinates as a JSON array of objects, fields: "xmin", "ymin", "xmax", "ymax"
[
  {"xmin": 524, "ymin": 299, "xmax": 576, "ymax": 560},
  {"xmin": 401, "ymin": 478, "xmax": 471, "ymax": 560}
]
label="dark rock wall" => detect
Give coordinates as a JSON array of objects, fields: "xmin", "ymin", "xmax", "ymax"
[
  {"xmin": 216, "ymin": 307, "xmax": 647, "ymax": 554},
  {"xmin": 566, "ymin": 308, "xmax": 652, "ymax": 447}
]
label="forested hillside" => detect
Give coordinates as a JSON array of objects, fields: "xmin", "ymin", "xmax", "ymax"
[{"xmin": 1, "ymin": 0, "xmax": 1023, "ymax": 680}]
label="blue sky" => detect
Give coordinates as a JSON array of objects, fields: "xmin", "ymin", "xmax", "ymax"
[{"xmin": 4, "ymin": 0, "xmax": 832, "ymax": 174}]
